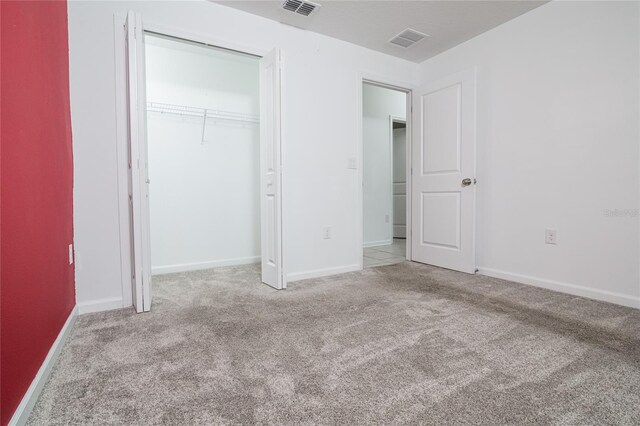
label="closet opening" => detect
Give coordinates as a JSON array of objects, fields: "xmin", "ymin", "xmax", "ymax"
[
  {"xmin": 362, "ymin": 81, "xmax": 410, "ymax": 268},
  {"xmin": 144, "ymin": 33, "xmax": 261, "ymax": 277}
]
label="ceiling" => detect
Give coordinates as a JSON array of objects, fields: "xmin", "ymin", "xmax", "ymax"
[{"xmin": 213, "ymin": 0, "xmax": 547, "ymax": 63}]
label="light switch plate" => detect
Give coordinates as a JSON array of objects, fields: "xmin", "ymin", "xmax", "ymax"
[
  {"xmin": 347, "ymin": 157, "xmax": 357, "ymax": 170},
  {"xmin": 545, "ymin": 229, "xmax": 557, "ymax": 245},
  {"xmin": 68, "ymin": 244, "xmax": 74, "ymax": 264}
]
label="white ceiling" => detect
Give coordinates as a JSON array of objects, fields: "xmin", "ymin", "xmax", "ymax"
[{"xmin": 213, "ymin": 0, "xmax": 548, "ymax": 63}]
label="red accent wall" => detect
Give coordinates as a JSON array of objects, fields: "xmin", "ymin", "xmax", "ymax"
[{"xmin": 1, "ymin": 1, "xmax": 76, "ymax": 424}]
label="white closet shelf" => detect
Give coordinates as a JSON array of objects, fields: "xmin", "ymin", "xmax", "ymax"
[{"xmin": 146, "ymin": 102, "xmax": 259, "ymax": 124}]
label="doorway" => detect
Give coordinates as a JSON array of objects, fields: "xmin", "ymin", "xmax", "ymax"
[
  {"xmin": 362, "ymin": 82, "xmax": 410, "ymax": 268},
  {"xmin": 122, "ymin": 12, "xmax": 285, "ymax": 313}
]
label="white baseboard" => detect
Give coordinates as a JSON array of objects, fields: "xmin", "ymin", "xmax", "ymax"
[
  {"xmin": 9, "ymin": 305, "xmax": 78, "ymax": 426},
  {"xmin": 363, "ymin": 240, "xmax": 393, "ymax": 248},
  {"xmin": 286, "ymin": 264, "xmax": 361, "ymax": 282},
  {"xmin": 152, "ymin": 256, "xmax": 261, "ymax": 275},
  {"xmin": 477, "ymin": 267, "xmax": 640, "ymax": 309},
  {"xmin": 78, "ymin": 297, "xmax": 124, "ymax": 315}
]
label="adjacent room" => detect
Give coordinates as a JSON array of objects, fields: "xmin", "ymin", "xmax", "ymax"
[
  {"xmin": 362, "ymin": 82, "xmax": 408, "ymax": 268},
  {"xmin": 2, "ymin": 0, "xmax": 639, "ymax": 425}
]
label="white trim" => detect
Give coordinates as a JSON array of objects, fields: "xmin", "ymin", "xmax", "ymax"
[
  {"xmin": 286, "ymin": 264, "xmax": 361, "ymax": 282},
  {"xmin": 152, "ymin": 256, "xmax": 261, "ymax": 275},
  {"xmin": 363, "ymin": 240, "xmax": 393, "ymax": 248},
  {"xmin": 113, "ymin": 13, "xmax": 133, "ymax": 309},
  {"xmin": 478, "ymin": 267, "xmax": 640, "ymax": 310},
  {"xmin": 142, "ymin": 21, "xmax": 267, "ymax": 59},
  {"xmin": 9, "ymin": 306, "xmax": 78, "ymax": 426},
  {"xmin": 357, "ymin": 73, "xmax": 415, "ymax": 272},
  {"xmin": 78, "ymin": 297, "xmax": 125, "ymax": 315}
]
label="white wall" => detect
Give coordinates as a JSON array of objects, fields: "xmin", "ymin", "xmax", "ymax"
[
  {"xmin": 419, "ymin": 1, "xmax": 640, "ymax": 307},
  {"xmin": 68, "ymin": 0, "xmax": 639, "ymax": 311},
  {"xmin": 362, "ymin": 84, "xmax": 406, "ymax": 246},
  {"xmin": 67, "ymin": 1, "xmax": 418, "ymax": 310},
  {"xmin": 145, "ymin": 36, "xmax": 260, "ymax": 274}
]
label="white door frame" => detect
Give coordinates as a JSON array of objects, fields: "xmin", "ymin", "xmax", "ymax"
[
  {"xmin": 357, "ymin": 75, "xmax": 414, "ymax": 269},
  {"xmin": 114, "ymin": 14, "xmax": 282, "ymax": 309},
  {"xmin": 389, "ymin": 116, "xmax": 407, "ymax": 240}
]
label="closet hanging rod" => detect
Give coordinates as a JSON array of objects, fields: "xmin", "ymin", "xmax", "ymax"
[{"xmin": 146, "ymin": 102, "xmax": 259, "ymax": 123}]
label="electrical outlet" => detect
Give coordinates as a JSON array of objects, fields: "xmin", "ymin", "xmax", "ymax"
[
  {"xmin": 322, "ymin": 226, "xmax": 332, "ymax": 239},
  {"xmin": 68, "ymin": 244, "xmax": 74, "ymax": 264},
  {"xmin": 385, "ymin": 214, "xmax": 390, "ymax": 223},
  {"xmin": 545, "ymin": 229, "xmax": 557, "ymax": 245},
  {"xmin": 347, "ymin": 157, "xmax": 357, "ymax": 170}
]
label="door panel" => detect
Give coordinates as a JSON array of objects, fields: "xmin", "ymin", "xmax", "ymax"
[
  {"xmin": 125, "ymin": 11, "xmax": 152, "ymax": 312},
  {"xmin": 393, "ymin": 127, "xmax": 407, "ymax": 238},
  {"xmin": 260, "ymin": 49, "xmax": 285, "ymax": 289},
  {"xmin": 421, "ymin": 192, "xmax": 460, "ymax": 249},
  {"xmin": 422, "ymin": 84, "xmax": 461, "ymax": 174},
  {"xmin": 412, "ymin": 69, "xmax": 476, "ymax": 273}
]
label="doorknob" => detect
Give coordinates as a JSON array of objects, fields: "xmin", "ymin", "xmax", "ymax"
[
  {"xmin": 145, "ymin": 178, "xmax": 151, "ymax": 184},
  {"xmin": 461, "ymin": 178, "xmax": 474, "ymax": 187}
]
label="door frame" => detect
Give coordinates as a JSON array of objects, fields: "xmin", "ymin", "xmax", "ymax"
[
  {"xmin": 389, "ymin": 116, "xmax": 407, "ymax": 241},
  {"xmin": 114, "ymin": 15, "xmax": 280, "ymax": 308},
  {"xmin": 357, "ymin": 75, "xmax": 414, "ymax": 269}
]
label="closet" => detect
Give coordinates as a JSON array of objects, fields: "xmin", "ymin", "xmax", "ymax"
[{"xmin": 144, "ymin": 34, "xmax": 261, "ymax": 275}]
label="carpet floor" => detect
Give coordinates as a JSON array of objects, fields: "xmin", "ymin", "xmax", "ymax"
[{"xmin": 29, "ymin": 262, "xmax": 640, "ymax": 425}]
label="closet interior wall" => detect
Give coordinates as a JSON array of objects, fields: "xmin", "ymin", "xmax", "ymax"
[{"xmin": 145, "ymin": 34, "xmax": 261, "ymax": 274}]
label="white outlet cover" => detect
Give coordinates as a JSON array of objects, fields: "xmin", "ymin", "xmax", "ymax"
[
  {"xmin": 323, "ymin": 226, "xmax": 331, "ymax": 239},
  {"xmin": 68, "ymin": 244, "xmax": 74, "ymax": 264}
]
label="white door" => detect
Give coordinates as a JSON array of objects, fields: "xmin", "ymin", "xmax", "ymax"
[
  {"xmin": 125, "ymin": 11, "xmax": 152, "ymax": 312},
  {"xmin": 260, "ymin": 49, "xmax": 285, "ymax": 289},
  {"xmin": 392, "ymin": 126, "xmax": 407, "ymax": 238},
  {"xmin": 411, "ymin": 69, "xmax": 476, "ymax": 273}
]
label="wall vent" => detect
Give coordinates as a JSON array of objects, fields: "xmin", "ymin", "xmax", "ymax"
[
  {"xmin": 389, "ymin": 29, "xmax": 429, "ymax": 49},
  {"xmin": 282, "ymin": 0, "xmax": 320, "ymax": 17}
]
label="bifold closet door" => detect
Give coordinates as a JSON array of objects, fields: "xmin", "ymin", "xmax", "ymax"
[
  {"xmin": 126, "ymin": 11, "xmax": 152, "ymax": 312},
  {"xmin": 259, "ymin": 49, "xmax": 285, "ymax": 290},
  {"xmin": 411, "ymin": 68, "xmax": 477, "ymax": 274}
]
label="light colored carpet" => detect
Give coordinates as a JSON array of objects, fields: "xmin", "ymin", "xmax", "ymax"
[{"xmin": 29, "ymin": 262, "xmax": 640, "ymax": 425}]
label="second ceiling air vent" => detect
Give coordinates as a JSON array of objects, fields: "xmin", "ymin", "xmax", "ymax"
[
  {"xmin": 282, "ymin": 0, "xmax": 320, "ymax": 17},
  {"xmin": 389, "ymin": 29, "xmax": 429, "ymax": 49}
]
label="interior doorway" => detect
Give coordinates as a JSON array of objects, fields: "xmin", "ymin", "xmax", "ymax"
[{"xmin": 361, "ymin": 82, "xmax": 410, "ymax": 268}]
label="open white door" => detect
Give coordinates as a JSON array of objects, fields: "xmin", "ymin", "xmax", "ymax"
[
  {"xmin": 260, "ymin": 49, "xmax": 285, "ymax": 289},
  {"xmin": 411, "ymin": 69, "xmax": 476, "ymax": 273},
  {"xmin": 125, "ymin": 11, "xmax": 152, "ymax": 311}
]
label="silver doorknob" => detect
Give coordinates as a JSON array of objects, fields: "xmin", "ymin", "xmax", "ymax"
[
  {"xmin": 461, "ymin": 178, "xmax": 473, "ymax": 187},
  {"xmin": 145, "ymin": 178, "xmax": 151, "ymax": 184}
]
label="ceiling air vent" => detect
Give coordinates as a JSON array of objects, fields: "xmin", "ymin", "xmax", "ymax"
[
  {"xmin": 282, "ymin": 0, "xmax": 320, "ymax": 17},
  {"xmin": 389, "ymin": 29, "xmax": 429, "ymax": 49}
]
